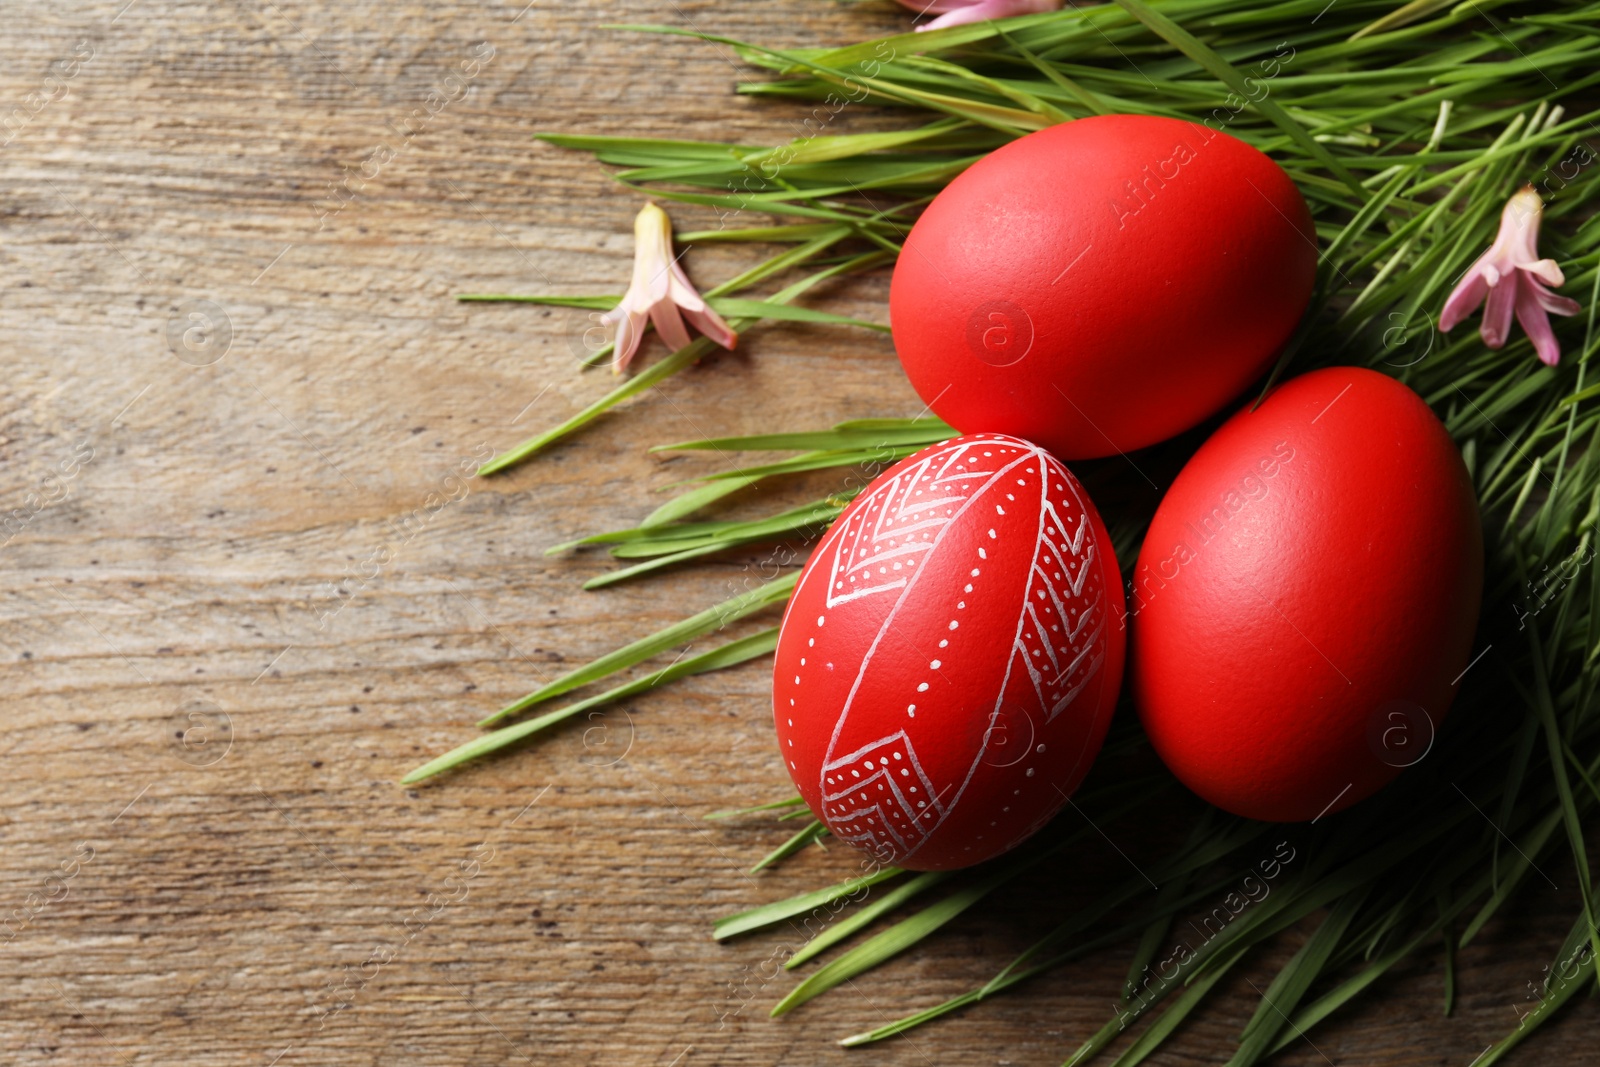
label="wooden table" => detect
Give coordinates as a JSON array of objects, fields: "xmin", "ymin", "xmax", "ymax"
[{"xmin": 2, "ymin": 1, "xmax": 1592, "ymax": 1063}]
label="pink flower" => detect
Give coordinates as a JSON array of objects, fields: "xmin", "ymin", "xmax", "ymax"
[
  {"xmin": 894, "ymin": 0, "xmax": 1063, "ymax": 31},
  {"xmin": 1440, "ymin": 186, "xmax": 1580, "ymax": 366},
  {"xmin": 603, "ymin": 202, "xmax": 736, "ymax": 373}
]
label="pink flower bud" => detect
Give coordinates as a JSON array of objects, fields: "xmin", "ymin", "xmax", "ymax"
[
  {"xmin": 894, "ymin": 0, "xmax": 1063, "ymax": 32},
  {"xmin": 602, "ymin": 203, "xmax": 737, "ymax": 373},
  {"xmin": 1440, "ymin": 186, "xmax": 1581, "ymax": 366}
]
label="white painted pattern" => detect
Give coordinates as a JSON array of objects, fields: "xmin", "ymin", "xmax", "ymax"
[
  {"xmin": 821, "ymin": 731, "xmax": 943, "ymax": 854},
  {"xmin": 800, "ymin": 435, "xmax": 1105, "ymax": 864},
  {"xmin": 1019, "ymin": 494, "xmax": 1106, "ymax": 722},
  {"xmin": 821, "ymin": 445, "xmax": 990, "ymax": 609}
]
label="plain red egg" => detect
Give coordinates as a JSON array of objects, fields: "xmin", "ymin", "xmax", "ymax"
[
  {"xmin": 772, "ymin": 433, "xmax": 1125, "ymax": 870},
  {"xmin": 889, "ymin": 114, "xmax": 1316, "ymax": 460},
  {"xmin": 1130, "ymin": 367, "xmax": 1483, "ymax": 822}
]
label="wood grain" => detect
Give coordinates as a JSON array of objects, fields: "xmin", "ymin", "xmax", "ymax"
[{"xmin": 0, "ymin": 1, "xmax": 1593, "ymax": 1063}]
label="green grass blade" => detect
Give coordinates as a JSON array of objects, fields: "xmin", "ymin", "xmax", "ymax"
[
  {"xmin": 401, "ymin": 628, "xmax": 779, "ymax": 784},
  {"xmin": 1112, "ymin": 0, "xmax": 1365, "ymax": 197},
  {"xmin": 654, "ymin": 420, "xmax": 951, "ymax": 453},
  {"xmin": 1094, "ymin": 946, "xmax": 1249, "ymax": 1067},
  {"xmin": 771, "ymin": 875, "xmax": 1005, "ymax": 1016},
  {"xmin": 642, "ymin": 475, "xmax": 765, "ymax": 527},
  {"xmin": 786, "ymin": 871, "xmax": 953, "ymax": 970},
  {"xmin": 478, "ymin": 574, "xmax": 795, "ymax": 727},
  {"xmin": 715, "ymin": 867, "xmax": 906, "ymax": 941},
  {"xmin": 750, "ymin": 820, "xmax": 829, "ymax": 873},
  {"xmin": 705, "ymin": 796, "xmax": 807, "ymax": 820},
  {"xmin": 1229, "ymin": 889, "xmax": 1368, "ymax": 1066}
]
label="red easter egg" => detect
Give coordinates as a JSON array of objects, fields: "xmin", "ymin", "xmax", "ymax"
[
  {"xmin": 1131, "ymin": 367, "xmax": 1483, "ymax": 822},
  {"xmin": 890, "ymin": 114, "xmax": 1316, "ymax": 460},
  {"xmin": 773, "ymin": 433, "xmax": 1126, "ymax": 870}
]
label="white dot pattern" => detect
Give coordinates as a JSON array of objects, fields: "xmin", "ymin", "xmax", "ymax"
[{"xmin": 776, "ymin": 434, "xmax": 1109, "ymax": 867}]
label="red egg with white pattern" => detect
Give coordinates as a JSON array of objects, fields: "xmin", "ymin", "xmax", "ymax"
[{"xmin": 772, "ymin": 433, "xmax": 1126, "ymax": 870}]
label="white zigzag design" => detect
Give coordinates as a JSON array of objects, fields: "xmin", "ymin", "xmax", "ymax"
[
  {"xmin": 821, "ymin": 731, "xmax": 944, "ymax": 854},
  {"xmin": 1012, "ymin": 486, "xmax": 1104, "ymax": 723},
  {"xmin": 823, "ymin": 441, "xmax": 999, "ymax": 610},
  {"xmin": 808, "ymin": 435, "xmax": 1107, "ymax": 863}
]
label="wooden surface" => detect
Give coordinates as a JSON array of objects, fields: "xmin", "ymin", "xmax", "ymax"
[{"xmin": 1, "ymin": 2, "xmax": 1593, "ymax": 1063}]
